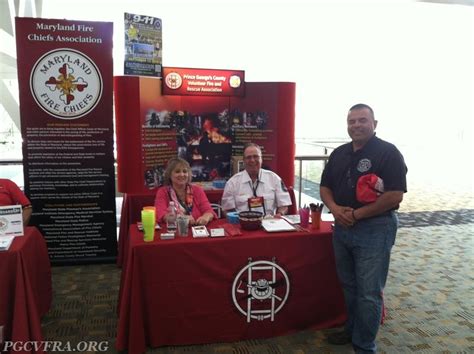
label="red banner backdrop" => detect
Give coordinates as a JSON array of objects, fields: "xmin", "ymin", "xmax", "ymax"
[
  {"xmin": 114, "ymin": 75, "xmax": 295, "ymax": 194},
  {"xmin": 15, "ymin": 18, "xmax": 117, "ymax": 264}
]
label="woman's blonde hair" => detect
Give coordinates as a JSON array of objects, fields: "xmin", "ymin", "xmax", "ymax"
[{"xmin": 163, "ymin": 157, "xmax": 192, "ymax": 185}]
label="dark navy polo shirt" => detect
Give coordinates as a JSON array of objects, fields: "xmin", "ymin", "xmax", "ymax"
[{"xmin": 320, "ymin": 135, "xmax": 407, "ymax": 209}]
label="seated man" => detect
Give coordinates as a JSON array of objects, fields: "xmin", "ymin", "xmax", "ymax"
[{"xmin": 222, "ymin": 143, "xmax": 291, "ymax": 216}]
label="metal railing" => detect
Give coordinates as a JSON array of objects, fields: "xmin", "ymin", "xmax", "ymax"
[
  {"xmin": 293, "ymin": 155, "xmax": 330, "ymax": 210},
  {"xmin": 0, "ymin": 158, "xmax": 23, "ymax": 165},
  {"xmin": 1, "ymin": 153, "xmax": 334, "ymax": 211}
]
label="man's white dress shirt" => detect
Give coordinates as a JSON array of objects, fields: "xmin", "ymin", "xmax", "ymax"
[{"xmin": 221, "ymin": 169, "xmax": 291, "ymax": 215}]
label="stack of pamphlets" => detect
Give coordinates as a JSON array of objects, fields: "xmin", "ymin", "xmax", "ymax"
[
  {"xmin": 281, "ymin": 214, "xmax": 300, "ymax": 224},
  {"xmin": 261, "ymin": 218, "xmax": 296, "ymax": 232},
  {"xmin": 137, "ymin": 222, "xmax": 160, "ymax": 231},
  {"xmin": 192, "ymin": 226, "xmax": 209, "ymax": 238},
  {"xmin": 0, "ymin": 236, "xmax": 15, "ymax": 251},
  {"xmin": 210, "ymin": 228, "xmax": 225, "ymax": 237}
]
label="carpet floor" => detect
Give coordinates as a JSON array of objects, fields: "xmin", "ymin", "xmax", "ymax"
[{"xmin": 41, "ymin": 185, "xmax": 474, "ymax": 353}]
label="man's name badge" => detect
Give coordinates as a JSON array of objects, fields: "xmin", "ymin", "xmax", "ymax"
[{"xmin": 248, "ymin": 196, "xmax": 265, "ymax": 214}]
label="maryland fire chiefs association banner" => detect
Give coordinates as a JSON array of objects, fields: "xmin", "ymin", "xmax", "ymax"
[{"xmin": 15, "ymin": 17, "xmax": 117, "ymax": 264}]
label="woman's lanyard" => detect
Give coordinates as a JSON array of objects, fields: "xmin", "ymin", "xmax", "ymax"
[{"xmin": 168, "ymin": 185, "xmax": 193, "ymax": 215}]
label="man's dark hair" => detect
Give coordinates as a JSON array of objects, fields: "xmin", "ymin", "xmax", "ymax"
[{"xmin": 349, "ymin": 103, "xmax": 374, "ymax": 118}]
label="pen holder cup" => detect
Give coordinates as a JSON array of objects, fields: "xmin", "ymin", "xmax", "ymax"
[
  {"xmin": 311, "ymin": 211, "xmax": 321, "ymax": 230},
  {"xmin": 299, "ymin": 208, "xmax": 310, "ymax": 228},
  {"xmin": 141, "ymin": 210, "xmax": 156, "ymax": 242}
]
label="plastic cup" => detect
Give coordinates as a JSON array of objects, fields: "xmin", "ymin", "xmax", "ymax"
[
  {"xmin": 299, "ymin": 208, "xmax": 310, "ymax": 228},
  {"xmin": 176, "ymin": 215, "xmax": 189, "ymax": 237},
  {"xmin": 311, "ymin": 211, "xmax": 321, "ymax": 230},
  {"xmin": 141, "ymin": 209, "xmax": 156, "ymax": 242}
]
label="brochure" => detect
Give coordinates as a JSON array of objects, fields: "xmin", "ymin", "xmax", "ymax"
[
  {"xmin": 0, "ymin": 235, "xmax": 15, "ymax": 251},
  {"xmin": 281, "ymin": 214, "xmax": 300, "ymax": 224},
  {"xmin": 261, "ymin": 218, "xmax": 296, "ymax": 232},
  {"xmin": 192, "ymin": 226, "xmax": 209, "ymax": 238},
  {"xmin": 0, "ymin": 205, "xmax": 24, "ymax": 236},
  {"xmin": 210, "ymin": 228, "xmax": 225, "ymax": 237},
  {"xmin": 137, "ymin": 222, "xmax": 161, "ymax": 231}
]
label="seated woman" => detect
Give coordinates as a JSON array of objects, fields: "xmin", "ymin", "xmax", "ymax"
[
  {"xmin": 0, "ymin": 178, "xmax": 32, "ymax": 225},
  {"xmin": 154, "ymin": 157, "xmax": 216, "ymax": 226}
]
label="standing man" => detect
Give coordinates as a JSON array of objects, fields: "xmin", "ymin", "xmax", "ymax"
[
  {"xmin": 320, "ymin": 104, "xmax": 407, "ymax": 353},
  {"xmin": 222, "ymin": 143, "xmax": 291, "ymax": 216}
]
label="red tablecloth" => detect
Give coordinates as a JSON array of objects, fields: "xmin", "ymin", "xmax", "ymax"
[
  {"xmin": 116, "ymin": 221, "xmax": 346, "ymax": 353},
  {"xmin": 0, "ymin": 227, "xmax": 52, "ymax": 354},
  {"xmin": 117, "ymin": 190, "xmax": 224, "ymax": 267}
]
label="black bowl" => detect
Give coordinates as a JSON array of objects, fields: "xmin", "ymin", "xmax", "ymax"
[{"xmin": 238, "ymin": 211, "xmax": 263, "ymax": 230}]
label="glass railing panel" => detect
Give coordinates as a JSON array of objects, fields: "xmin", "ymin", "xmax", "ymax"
[{"xmin": 294, "ymin": 158, "xmax": 327, "ymax": 210}]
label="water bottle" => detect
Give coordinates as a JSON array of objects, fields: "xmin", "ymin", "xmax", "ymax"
[{"xmin": 166, "ymin": 201, "xmax": 177, "ymax": 231}]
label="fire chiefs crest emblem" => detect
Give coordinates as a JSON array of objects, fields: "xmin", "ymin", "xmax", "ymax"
[
  {"xmin": 30, "ymin": 48, "xmax": 102, "ymax": 119},
  {"xmin": 164, "ymin": 72, "xmax": 182, "ymax": 90},
  {"xmin": 232, "ymin": 258, "xmax": 290, "ymax": 322}
]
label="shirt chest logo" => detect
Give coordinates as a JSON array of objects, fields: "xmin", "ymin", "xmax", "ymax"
[{"xmin": 357, "ymin": 158, "xmax": 372, "ymax": 173}]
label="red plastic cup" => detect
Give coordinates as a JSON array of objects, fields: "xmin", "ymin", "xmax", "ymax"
[{"xmin": 299, "ymin": 208, "xmax": 310, "ymax": 228}]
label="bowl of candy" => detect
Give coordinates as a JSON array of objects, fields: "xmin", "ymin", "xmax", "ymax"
[{"xmin": 238, "ymin": 211, "xmax": 263, "ymax": 230}]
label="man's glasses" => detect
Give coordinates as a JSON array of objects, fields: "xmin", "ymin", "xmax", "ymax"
[{"xmin": 244, "ymin": 154, "xmax": 261, "ymax": 161}]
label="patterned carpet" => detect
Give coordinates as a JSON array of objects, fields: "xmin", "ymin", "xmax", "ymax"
[{"xmin": 41, "ymin": 186, "xmax": 474, "ymax": 353}]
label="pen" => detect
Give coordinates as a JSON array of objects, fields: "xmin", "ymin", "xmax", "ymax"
[{"xmin": 309, "ymin": 203, "xmax": 324, "ymax": 212}]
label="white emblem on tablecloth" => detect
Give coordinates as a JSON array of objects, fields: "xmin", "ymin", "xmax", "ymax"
[{"xmin": 232, "ymin": 258, "xmax": 290, "ymax": 322}]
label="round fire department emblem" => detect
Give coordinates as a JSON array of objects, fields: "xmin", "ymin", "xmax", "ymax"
[
  {"xmin": 229, "ymin": 75, "xmax": 241, "ymax": 88},
  {"xmin": 164, "ymin": 72, "xmax": 183, "ymax": 90},
  {"xmin": 232, "ymin": 258, "xmax": 290, "ymax": 322},
  {"xmin": 30, "ymin": 48, "xmax": 102, "ymax": 120},
  {"xmin": 357, "ymin": 158, "xmax": 372, "ymax": 173}
]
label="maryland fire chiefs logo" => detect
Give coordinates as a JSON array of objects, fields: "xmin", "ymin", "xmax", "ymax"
[
  {"xmin": 232, "ymin": 258, "xmax": 290, "ymax": 322},
  {"xmin": 30, "ymin": 48, "xmax": 102, "ymax": 119}
]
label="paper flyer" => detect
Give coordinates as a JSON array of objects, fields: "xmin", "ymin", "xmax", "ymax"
[
  {"xmin": 0, "ymin": 205, "xmax": 24, "ymax": 236},
  {"xmin": 124, "ymin": 12, "xmax": 162, "ymax": 77}
]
